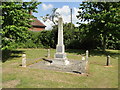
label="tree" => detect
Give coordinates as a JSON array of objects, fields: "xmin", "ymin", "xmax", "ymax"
[
  {"xmin": 77, "ymin": 2, "xmax": 120, "ymax": 51},
  {"xmin": 1, "ymin": 2, "xmax": 41, "ymax": 50},
  {"xmin": 41, "ymin": 8, "xmax": 60, "ymax": 25}
]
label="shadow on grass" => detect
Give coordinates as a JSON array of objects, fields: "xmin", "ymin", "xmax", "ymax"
[
  {"xmin": 66, "ymin": 49, "xmax": 120, "ymax": 59},
  {"xmin": 2, "ymin": 50, "xmax": 25, "ymax": 63}
]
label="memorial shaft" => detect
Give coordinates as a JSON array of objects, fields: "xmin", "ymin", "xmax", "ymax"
[
  {"xmin": 53, "ymin": 17, "xmax": 69, "ymax": 65},
  {"xmin": 58, "ymin": 17, "xmax": 63, "ymax": 46},
  {"xmin": 56, "ymin": 17, "xmax": 65, "ymax": 54}
]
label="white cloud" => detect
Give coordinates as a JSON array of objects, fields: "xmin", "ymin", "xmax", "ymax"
[
  {"xmin": 41, "ymin": 5, "xmax": 86, "ymax": 30},
  {"xmin": 55, "ymin": 5, "xmax": 70, "ymax": 24},
  {"xmin": 56, "ymin": 6, "xmax": 70, "ymax": 15},
  {"xmin": 45, "ymin": 20, "xmax": 54, "ymax": 30},
  {"xmin": 72, "ymin": 7, "xmax": 81, "ymax": 26},
  {"xmin": 42, "ymin": 3, "xmax": 53, "ymax": 10},
  {"xmin": 41, "ymin": 19, "xmax": 54, "ymax": 30},
  {"xmin": 56, "ymin": 6, "xmax": 82, "ymax": 26},
  {"xmin": 72, "ymin": 7, "xmax": 88, "ymax": 26}
]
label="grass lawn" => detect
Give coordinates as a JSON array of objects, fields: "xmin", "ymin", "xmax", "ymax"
[{"xmin": 2, "ymin": 48, "xmax": 119, "ymax": 88}]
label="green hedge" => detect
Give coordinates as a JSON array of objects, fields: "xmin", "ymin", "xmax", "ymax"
[{"xmin": 17, "ymin": 24, "xmax": 120, "ymax": 50}]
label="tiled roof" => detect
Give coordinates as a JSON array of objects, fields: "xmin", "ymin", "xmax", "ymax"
[{"xmin": 30, "ymin": 18, "xmax": 46, "ymax": 27}]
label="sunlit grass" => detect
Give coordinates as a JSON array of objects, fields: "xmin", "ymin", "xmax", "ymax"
[{"xmin": 2, "ymin": 48, "xmax": 119, "ymax": 88}]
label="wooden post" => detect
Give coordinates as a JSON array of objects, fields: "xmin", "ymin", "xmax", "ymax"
[
  {"xmin": 47, "ymin": 49, "xmax": 50, "ymax": 58},
  {"xmin": 86, "ymin": 50, "xmax": 89, "ymax": 61},
  {"xmin": 22, "ymin": 54, "xmax": 26, "ymax": 67},
  {"xmin": 106, "ymin": 55, "xmax": 110, "ymax": 66}
]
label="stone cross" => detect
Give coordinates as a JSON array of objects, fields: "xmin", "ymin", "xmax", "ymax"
[
  {"xmin": 54, "ymin": 17, "xmax": 69, "ymax": 65},
  {"xmin": 22, "ymin": 54, "xmax": 26, "ymax": 67},
  {"xmin": 86, "ymin": 50, "xmax": 89, "ymax": 60},
  {"xmin": 47, "ymin": 49, "xmax": 50, "ymax": 58},
  {"xmin": 106, "ymin": 55, "xmax": 110, "ymax": 66}
]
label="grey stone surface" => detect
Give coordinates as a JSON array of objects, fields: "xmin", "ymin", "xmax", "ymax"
[
  {"xmin": 52, "ymin": 59, "xmax": 69, "ymax": 65},
  {"xmin": 55, "ymin": 53, "xmax": 66, "ymax": 58},
  {"xmin": 28, "ymin": 59, "xmax": 88, "ymax": 74},
  {"xmin": 56, "ymin": 45, "xmax": 64, "ymax": 53}
]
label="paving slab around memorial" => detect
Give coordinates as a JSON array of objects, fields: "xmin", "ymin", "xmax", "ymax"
[{"xmin": 28, "ymin": 59, "xmax": 88, "ymax": 74}]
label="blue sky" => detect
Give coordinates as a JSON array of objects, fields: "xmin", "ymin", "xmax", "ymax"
[
  {"xmin": 33, "ymin": 2, "xmax": 81, "ymax": 17},
  {"xmin": 27, "ymin": 1, "xmax": 85, "ymax": 30},
  {"xmin": 23, "ymin": 0, "xmax": 84, "ymax": 2}
]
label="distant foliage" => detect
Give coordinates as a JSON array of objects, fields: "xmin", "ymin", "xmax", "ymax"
[
  {"xmin": 17, "ymin": 22, "xmax": 119, "ymax": 50},
  {"xmin": 2, "ymin": 2, "xmax": 120, "ymax": 50},
  {"xmin": 1, "ymin": 2, "xmax": 41, "ymax": 50},
  {"xmin": 77, "ymin": 2, "xmax": 120, "ymax": 51}
]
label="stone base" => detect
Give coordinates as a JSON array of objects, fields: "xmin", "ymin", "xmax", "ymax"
[
  {"xmin": 52, "ymin": 59, "xmax": 70, "ymax": 65},
  {"xmin": 54, "ymin": 52, "xmax": 69, "ymax": 65},
  {"xmin": 56, "ymin": 45, "xmax": 65, "ymax": 53},
  {"xmin": 55, "ymin": 53, "xmax": 67, "ymax": 58}
]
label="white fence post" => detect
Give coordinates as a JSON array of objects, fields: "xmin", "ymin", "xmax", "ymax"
[
  {"xmin": 47, "ymin": 49, "xmax": 50, "ymax": 58},
  {"xmin": 82, "ymin": 56, "xmax": 85, "ymax": 60},
  {"xmin": 86, "ymin": 50, "xmax": 89, "ymax": 60},
  {"xmin": 106, "ymin": 55, "xmax": 110, "ymax": 66},
  {"xmin": 22, "ymin": 54, "xmax": 26, "ymax": 67}
]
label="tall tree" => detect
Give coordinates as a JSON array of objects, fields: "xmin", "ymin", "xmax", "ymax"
[
  {"xmin": 1, "ymin": 2, "xmax": 41, "ymax": 50},
  {"xmin": 77, "ymin": 2, "xmax": 120, "ymax": 51}
]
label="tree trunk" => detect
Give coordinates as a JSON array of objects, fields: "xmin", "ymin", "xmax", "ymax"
[{"xmin": 102, "ymin": 34, "xmax": 106, "ymax": 52}]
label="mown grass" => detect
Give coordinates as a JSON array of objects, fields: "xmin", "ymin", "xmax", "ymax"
[{"xmin": 2, "ymin": 48, "xmax": 119, "ymax": 88}]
